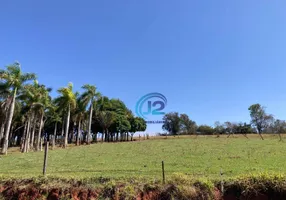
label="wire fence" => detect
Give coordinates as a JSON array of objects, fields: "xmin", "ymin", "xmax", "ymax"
[{"xmin": 2, "ymin": 134, "xmax": 285, "ymax": 184}]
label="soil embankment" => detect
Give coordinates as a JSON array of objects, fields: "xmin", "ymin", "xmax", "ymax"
[{"xmin": 1, "ymin": 176, "xmax": 286, "ymax": 199}]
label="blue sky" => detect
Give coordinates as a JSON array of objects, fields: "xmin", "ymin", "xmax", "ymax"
[{"xmin": 1, "ymin": 1, "xmax": 286, "ymax": 134}]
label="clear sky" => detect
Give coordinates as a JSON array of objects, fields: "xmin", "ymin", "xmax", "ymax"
[{"xmin": 1, "ymin": 1, "xmax": 286, "ymax": 134}]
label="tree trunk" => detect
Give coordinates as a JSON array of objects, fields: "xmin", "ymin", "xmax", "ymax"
[
  {"xmin": 16, "ymin": 133, "xmax": 21, "ymax": 146},
  {"xmin": 40, "ymin": 137, "xmax": 43, "ymax": 151},
  {"xmin": 111, "ymin": 133, "xmax": 113, "ymax": 142},
  {"xmin": 106, "ymin": 130, "xmax": 109, "ymax": 142},
  {"xmin": 36, "ymin": 113, "xmax": 44, "ymax": 151},
  {"xmin": 64, "ymin": 104, "xmax": 70, "ymax": 148},
  {"xmin": 87, "ymin": 103, "xmax": 93, "ymax": 144},
  {"xmin": 101, "ymin": 132, "xmax": 104, "ymax": 143},
  {"xmin": 24, "ymin": 116, "xmax": 31, "ymax": 153},
  {"xmin": 93, "ymin": 133, "xmax": 97, "ymax": 143},
  {"xmin": 257, "ymin": 127, "xmax": 264, "ymax": 140},
  {"xmin": 31, "ymin": 124, "xmax": 36, "ymax": 149},
  {"xmin": 30, "ymin": 114, "xmax": 36, "ymax": 150},
  {"xmin": 0, "ymin": 122, "xmax": 5, "ymax": 142},
  {"xmin": 8, "ymin": 126, "xmax": 14, "ymax": 147},
  {"xmin": 126, "ymin": 132, "xmax": 129, "ymax": 141},
  {"xmin": 76, "ymin": 120, "xmax": 81, "ymax": 146},
  {"xmin": 52, "ymin": 122, "xmax": 57, "ymax": 150},
  {"xmin": 258, "ymin": 132, "xmax": 264, "ymax": 140},
  {"xmin": 61, "ymin": 119, "xmax": 65, "ymax": 136},
  {"xmin": 0, "ymin": 122, "xmax": 5, "ymax": 149},
  {"xmin": 1, "ymin": 88, "xmax": 17, "ymax": 155},
  {"xmin": 21, "ymin": 122, "xmax": 27, "ymax": 152},
  {"xmin": 104, "ymin": 131, "xmax": 107, "ymax": 142},
  {"xmin": 30, "ymin": 124, "xmax": 36, "ymax": 150}
]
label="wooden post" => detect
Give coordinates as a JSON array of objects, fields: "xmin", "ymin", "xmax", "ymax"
[
  {"xmin": 220, "ymin": 168, "xmax": 224, "ymax": 193},
  {"xmin": 43, "ymin": 141, "xmax": 49, "ymax": 176},
  {"xmin": 162, "ymin": 161, "xmax": 165, "ymax": 184}
]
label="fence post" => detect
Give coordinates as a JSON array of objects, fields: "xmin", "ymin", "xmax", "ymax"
[
  {"xmin": 162, "ymin": 161, "xmax": 165, "ymax": 184},
  {"xmin": 220, "ymin": 168, "xmax": 224, "ymax": 193},
  {"xmin": 43, "ymin": 140, "xmax": 49, "ymax": 176}
]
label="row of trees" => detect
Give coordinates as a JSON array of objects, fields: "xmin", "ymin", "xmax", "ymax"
[
  {"xmin": 0, "ymin": 62, "xmax": 146, "ymax": 155},
  {"xmin": 162, "ymin": 104, "xmax": 286, "ymax": 140}
]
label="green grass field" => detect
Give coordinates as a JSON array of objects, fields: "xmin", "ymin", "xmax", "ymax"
[{"xmin": 1, "ymin": 135, "xmax": 286, "ymax": 180}]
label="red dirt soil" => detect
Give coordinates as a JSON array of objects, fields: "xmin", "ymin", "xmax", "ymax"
[{"xmin": 0, "ymin": 182, "xmax": 285, "ymax": 200}]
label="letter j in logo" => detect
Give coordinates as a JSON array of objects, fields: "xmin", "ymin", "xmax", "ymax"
[{"xmin": 135, "ymin": 92, "xmax": 167, "ymax": 119}]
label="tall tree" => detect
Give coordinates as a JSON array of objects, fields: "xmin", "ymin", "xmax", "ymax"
[
  {"xmin": 214, "ymin": 121, "xmax": 225, "ymax": 137},
  {"xmin": 21, "ymin": 81, "xmax": 52, "ymax": 151},
  {"xmin": 271, "ymin": 119, "xmax": 286, "ymax": 141},
  {"xmin": 96, "ymin": 111, "xmax": 114, "ymax": 142},
  {"xmin": 0, "ymin": 62, "xmax": 36, "ymax": 154},
  {"xmin": 91, "ymin": 116, "xmax": 102, "ymax": 143},
  {"xmin": 130, "ymin": 116, "xmax": 146, "ymax": 141},
  {"xmin": 109, "ymin": 99, "xmax": 132, "ymax": 141},
  {"xmin": 118, "ymin": 115, "xmax": 131, "ymax": 141},
  {"xmin": 0, "ymin": 83, "xmax": 12, "ymax": 145},
  {"xmin": 80, "ymin": 84, "xmax": 100, "ymax": 144},
  {"xmin": 162, "ymin": 112, "xmax": 181, "ymax": 135},
  {"xmin": 73, "ymin": 96, "xmax": 86, "ymax": 145},
  {"xmin": 180, "ymin": 114, "xmax": 197, "ymax": 135},
  {"xmin": 248, "ymin": 104, "xmax": 273, "ymax": 140},
  {"xmin": 232, "ymin": 122, "xmax": 252, "ymax": 138},
  {"xmin": 55, "ymin": 83, "xmax": 76, "ymax": 147},
  {"xmin": 224, "ymin": 121, "xmax": 235, "ymax": 138},
  {"xmin": 197, "ymin": 125, "xmax": 214, "ymax": 135},
  {"xmin": 45, "ymin": 104, "xmax": 61, "ymax": 149}
]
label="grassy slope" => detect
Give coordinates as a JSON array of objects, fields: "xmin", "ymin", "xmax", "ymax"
[{"xmin": 0, "ymin": 135, "xmax": 286, "ymax": 180}]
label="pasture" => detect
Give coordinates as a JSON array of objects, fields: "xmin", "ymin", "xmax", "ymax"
[{"xmin": 0, "ymin": 134, "xmax": 285, "ymax": 180}]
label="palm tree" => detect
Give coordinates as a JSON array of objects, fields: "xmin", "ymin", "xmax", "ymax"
[
  {"xmin": 18, "ymin": 85, "xmax": 37, "ymax": 152},
  {"xmin": 73, "ymin": 96, "xmax": 86, "ymax": 145},
  {"xmin": 55, "ymin": 83, "xmax": 76, "ymax": 148},
  {"xmin": 0, "ymin": 83, "xmax": 12, "ymax": 145},
  {"xmin": 80, "ymin": 84, "xmax": 100, "ymax": 144},
  {"xmin": 35, "ymin": 84, "xmax": 51, "ymax": 151},
  {"xmin": 45, "ymin": 104, "xmax": 61, "ymax": 150},
  {"xmin": 0, "ymin": 62, "xmax": 36, "ymax": 154},
  {"xmin": 19, "ymin": 81, "xmax": 51, "ymax": 151}
]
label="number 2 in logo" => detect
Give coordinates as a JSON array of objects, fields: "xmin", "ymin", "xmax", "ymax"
[{"xmin": 143, "ymin": 101, "xmax": 165, "ymax": 115}]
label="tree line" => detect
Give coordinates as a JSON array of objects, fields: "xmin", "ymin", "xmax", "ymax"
[
  {"xmin": 0, "ymin": 62, "xmax": 146, "ymax": 155},
  {"xmin": 162, "ymin": 104, "xmax": 286, "ymax": 140}
]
